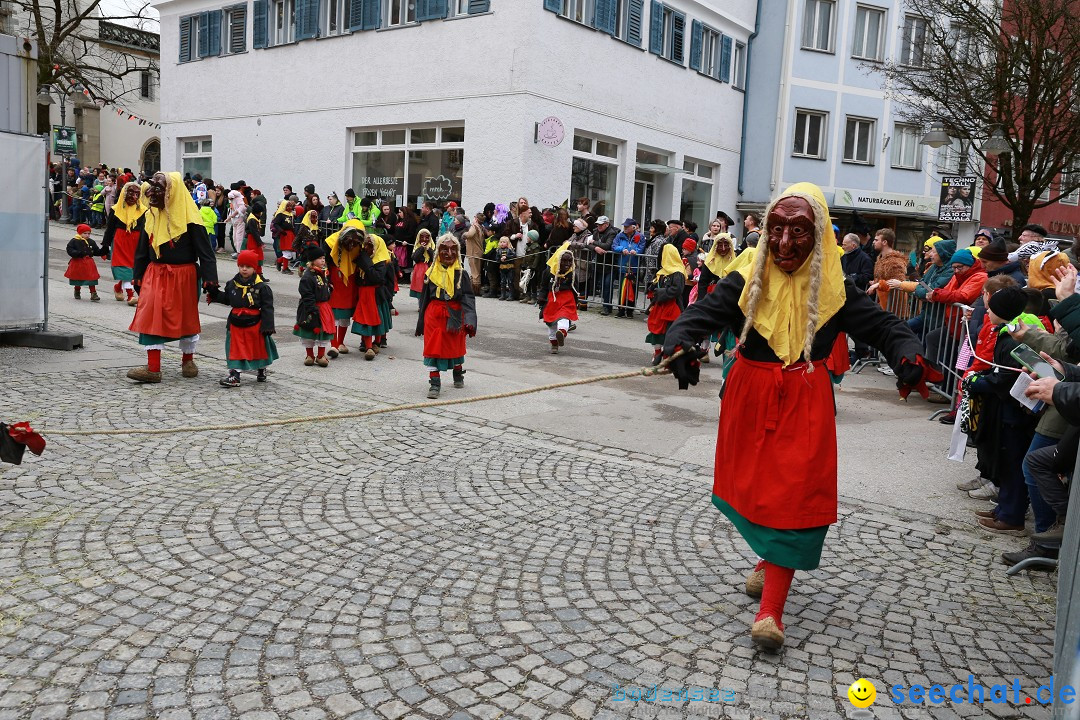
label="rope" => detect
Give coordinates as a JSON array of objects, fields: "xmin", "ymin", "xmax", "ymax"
[{"xmin": 44, "ymin": 351, "xmax": 686, "ymax": 438}]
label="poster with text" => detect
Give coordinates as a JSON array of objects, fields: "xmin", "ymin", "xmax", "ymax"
[
  {"xmin": 938, "ymin": 176, "xmax": 976, "ymax": 222},
  {"xmin": 52, "ymin": 126, "xmax": 77, "ymax": 155}
]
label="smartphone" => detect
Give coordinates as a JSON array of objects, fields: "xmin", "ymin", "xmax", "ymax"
[{"xmin": 1010, "ymin": 343, "xmax": 1065, "ymax": 380}]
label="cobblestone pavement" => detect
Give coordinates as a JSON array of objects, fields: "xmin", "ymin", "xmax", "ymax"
[{"xmin": 0, "ymin": 316, "xmax": 1058, "ymax": 720}]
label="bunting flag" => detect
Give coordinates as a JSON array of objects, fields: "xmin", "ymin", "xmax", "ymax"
[{"xmin": 54, "ymin": 74, "xmax": 161, "ymax": 129}]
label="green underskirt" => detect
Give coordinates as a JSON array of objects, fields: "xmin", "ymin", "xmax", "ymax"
[{"xmin": 712, "ymin": 495, "xmax": 828, "ymax": 571}]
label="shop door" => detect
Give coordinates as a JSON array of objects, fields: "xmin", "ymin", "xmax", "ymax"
[{"xmin": 634, "ymin": 179, "xmax": 654, "ymax": 226}]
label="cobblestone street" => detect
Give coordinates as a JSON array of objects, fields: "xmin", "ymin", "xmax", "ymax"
[{"xmin": 0, "ymin": 313, "xmax": 1058, "ymax": 720}]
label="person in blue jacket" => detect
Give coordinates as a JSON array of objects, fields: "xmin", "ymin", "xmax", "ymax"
[{"xmin": 613, "ymin": 218, "xmax": 646, "ymax": 318}]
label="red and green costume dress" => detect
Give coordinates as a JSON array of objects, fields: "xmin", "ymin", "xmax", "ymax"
[
  {"xmin": 351, "ymin": 253, "xmax": 394, "ymax": 338},
  {"xmin": 645, "ymin": 272, "xmax": 685, "ymax": 345},
  {"xmin": 293, "ymin": 267, "xmax": 336, "ymax": 343},
  {"xmin": 64, "ymin": 236, "xmax": 103, "ymax": 286},
  {"xmin": 416, "ymin": 269, "xmax": 477, "ymax": 371},
  {"xmin": 101, "ymin": 210, "xmax": 144, "ymax": 283},
  {"xmin": 208, "ymin": 274, "xmax": 279, "ymax": 370}
]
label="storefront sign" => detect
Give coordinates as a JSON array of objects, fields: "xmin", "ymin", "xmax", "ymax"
[
  {"xmin": 1050, "ymin": 220, "xmax": 1080, "ymax": 237},
  {"xmin": 938, "ymin": 176, "xmax": 977, "ymax": 222},
  {"xmin": 422, "ymin": 174, "xmax": 453, "ymax": 201},
  {"xmin": 355, "ymin": 174, "xmax": 403, "ymax": 201},
  {"xmin": 52, "ymin": 126, "xmax": 77, "ymax": 155},
  {"xmin": 537, "ymin": 116, "xmax": 565, "ymax": 147},
  {"xmin": 832, "ymin": 188, "xmax": 937, "ymax": 217}
]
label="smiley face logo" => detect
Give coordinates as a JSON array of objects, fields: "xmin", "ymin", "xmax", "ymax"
[{"xmin": 848, "ymin": 678, "xmax": 877, "ymax": 708}]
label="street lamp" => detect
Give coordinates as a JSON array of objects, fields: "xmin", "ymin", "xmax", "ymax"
[
  {"xmin": 981, "ymin": 126, "xmax": 1011, "ymax": 155},
  {"xmin": 920, "ymin": 122, "xmax": 952, "ymax": 148},
  {"xmin": 38, "ymin": 85, "xmax": 72, "ymax": 222}
]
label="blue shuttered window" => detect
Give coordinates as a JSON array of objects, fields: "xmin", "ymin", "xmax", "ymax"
[
  {"xmin": 207, "ymin": 10, "xmax": 222, "ymax": 55},
  {"xmin": 348, "ymin": 0, "xmax": 364, "ymax": 30},
  {"xmin": 648, "ymin": 1, "xmax": 663, "ymax": 55},
  {"xmin": 626, "ymin": 0, "xmax": 644, "ymax": 46},
  {"xmin": 360, "ymin": 0, "xmax": 380, "ymax": 29},
  {"xmin": 197, "ymin": 11, "xmax": 210, "ymax": 57},
  {"xmin": 720, "ymin": 34, "xmax": 732, "ymax": 82},
  {"xmin": 296, "ymin": 0, "xmax": 320, "ymax": 38},
  {"xmin": 670, "ymin": 10, "xmax": 684, "ymax": 63},
  {"xmin": 543, "ymin": 0, "xmax": 562, "ymax": 13},
  {"xmin": 688, "ymin": 19, "xmax": 702, "ymax": 71},
  {"xmin": 417, "ymin": 0, "xmax": 447, "ymax": 21},
  {"xmin": 253, "ymin": 0, "xmax": 269, "ymax": 47},
  {"xmin": 593, "ymin": 0, "xmax": 615, "ymax": 34},
  {"xmin": 179, "ymin": 16, "xmax": 194, "ymax": 62},
  {"xmin": 467, "ymin": 0, "xmax": 490, "ymax": 11}
]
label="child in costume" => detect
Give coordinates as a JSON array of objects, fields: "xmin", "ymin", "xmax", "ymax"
[
  {"xmin": 293, "ymin": 248, "xmax": 335, "ymax": 367},
  {"xmin": 293, "ymin": 210, "xmax": 323, "ymax": 267},
  {"xmin": 244, "ymin": 211, "xmax": 265, "ymax": 276},
  {"xmin": 324, "ymin": 219, "xmax": 363, "ymax": 358},
  {"xmin": 496, "ymin": 237, "xmax": 517, "ymax": 300},
  {"xmin": 536, "ymin": 241, "xmax": 578, "ymax": 354},
  {"xmin": 271, "ymin": 200, "xmax": 296, "ymax": 275},
  {"xmin": 415, "ymin": 235, "xmax": 477, "ymax": 398},
  {"xmin": 65, "ymin": 223, "xmax": 104, "ymax": 301},
  {"xmin": 645, "ymin": 244, "xmax": 687, "ymax": 365},
  {"xmin": 207, "ymin": 250, "xmax": 278, "ymax": 386},
  {"xmin": 351, "ymin": 230, "xmax": 394, "ymax": 360},
  {"xmin": 100, "ymin": 182, "xmax": 146, "ymax": 306},
  {"xmin": 411, "ymin": 229, "xmax": 435, "ymax": 300}
]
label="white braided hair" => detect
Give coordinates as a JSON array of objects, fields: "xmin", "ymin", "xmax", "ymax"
[{"xmin": 737, "ymin": 192, "xmax": 829, "ymax": 369}]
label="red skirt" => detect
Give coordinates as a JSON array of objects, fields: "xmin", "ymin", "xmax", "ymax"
[
  {"xmin": 646, "ymin": 300, "xmax": 681, "ymax": 335},
  {"xmin": 825, "ymin": 332, "xmax": 851, "ymax": 376},
  {"xmin": 715, "ymin": 353, "xmax": 838, "ymax": 529},
  {"xmin": 543, "ymin": 290, "xmax": 579, "ymax": 323},
  {"xmin": 129, "ymin": 262, "xmax": 201, "ymax": 340},
  {"xmin": 245, "ymin": 234, "xmax": 264, "ymax": 261},
  {"xmin": 317, "ymin": 301, "xmax": 336, "ymax": 336},
  {"xmin": 65, "ymin": 257, "xmax": 99, "ymax": 282},
  {"xmin": 329, "ymin": 271, "xmax": 358, "ymax": 310},
  {"xmin": 410, "ymin": 263, "xmax": 429, "ymax": 294},
  {"xmin": 228, "ymin": 308, "xmax": 268, "ymax": 361},
  {"xmin": 423, "ymin": 300, "xmax": 467, "ymax": 359},
  {"xmin": 111, "ymin": 228, "xmax": 139, "ymax": 269},
  {"xmin": 353, "ymin": 285, "xmax": 380, "ymax": 325}
]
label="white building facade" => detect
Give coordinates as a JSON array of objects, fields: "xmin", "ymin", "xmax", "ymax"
[{"xmin": 156, "ymin": 0, "xmax": 753, "ymax": 228}]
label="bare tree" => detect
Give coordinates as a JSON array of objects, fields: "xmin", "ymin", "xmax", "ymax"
[
  {"xmin": 872, "ymin": 0, "xmax": 1080, "ymax": 233},
  {"xmin": 10, "ymin": 0, "xmax": 158, "ymax": 107}
]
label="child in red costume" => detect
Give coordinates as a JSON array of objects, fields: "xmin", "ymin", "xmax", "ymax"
[
  {"xmin": 415, "ymin": 235, "xmax": 476, "ymax": 398},
  {"xmin": 323, "ymin": 219, "xmax": 363, "ymax": 358},
  {"xmin": 536, "ymin": 241, "xmax": 578, "ymax": 354},
  {"xmin": 646, "ymin": 244, "xmax": 687, "ymax": 366},
  {"xmin": 663, "ymin": 182, "xmax": 931, "ymax": 650},
  {"xmin": 65, "ymin": 224, "xmax": 104, "ymax": 301},
  {"xmin": 293, "ymin": 249, "xmax": 335, "ymax": 367},
  {"xmin": 207, "ymin": 250, "xmax": 278, "ymax": 386},
  {"xmin": 101, "ymin": 182, "xmax": 146, "ymax": 305}
]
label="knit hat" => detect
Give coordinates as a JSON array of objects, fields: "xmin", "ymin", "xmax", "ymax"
[
  {"xmin": 988, "ymin": 286, "xmax": 1028, "ymax": 322},
  {"xmin": 526, "ymin": 229, "xmax": 540, "ymax": 242},
  {"xmin": 978, "ymin": 238, "xmax": 1008, "ymax": 262},
  {"xmin": 951, "ymin": 248, "xmax": 976, "ymax": 267},
  {"xmin": 236, "ymin": 249, "xmax": 261, "ymax": 268},
  {"xmin": 933, "ymin": 239, "xmax": 957, "ymax": 264},
  {"xmin": 682, "ymin": 238, "xmax": 698, "ymax": 253},
  {"xmin": 76, "ymin": 223, "xmax": 92, "ymax": 235}
]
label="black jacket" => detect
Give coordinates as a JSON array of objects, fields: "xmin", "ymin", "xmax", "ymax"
[
  {"xmin": 132, "ymin": 222, "xmax": 218, "ymax": 287},
  {"xmin": 250, "ymin": 196, "xmax": 268, "ymax": 235},
  {"xmin": 67, "ymin": 236, "xmax": 103, "ymax": 259},
  {"xmin": 592, "ymin": 225, "xmax": 618, "ymax": 265},
  {"xmin": 100, "ymin": 212, "xmax": 145, "ymax": 258},
  {"xmin": 536, "ymin": 268, "xmax": 578, "ymax": 316},
  {"xmin": 295, "ymin": 268, "xmax": 332, "ymax": 330},
  {"xmin": 412, "ymin": 243, "xmax": 435, "ymax": 266},
  {"xmin": 320, "ymin": 204, "xmax": 344, "ymax": 225},
  {"xmin": 840, "ymin": 249, "xmax": 874, "ymax": 291},
  {"xmin": 648, "ymin": 272, "xmax": 686, "ymax": 309},
  {"xmin": 663, "ymin": 273, "xmax": 921, "ymax": 367},
  {"xmin": 356, "ymin": 252, "xmax": 392, "ymax": 304},
  {"xmin": 415, "ymin": 269, "xmax": 477, "ymax": 336},
  {"xmin": 418, "ymin": 211, "xmax": 439, "ymax": 240},
  {"xmin": 207, "ymin": 274, "xmax": 275, "ymax": 334}
]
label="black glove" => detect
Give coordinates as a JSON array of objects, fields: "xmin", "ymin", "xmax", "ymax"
[
  {"xmin": 665, "ymin": 343, "xmax": 705, "ymax": 390},
  {"xmin": 894, "ymin": 357, "xmax": 924, "ymax": 388}
]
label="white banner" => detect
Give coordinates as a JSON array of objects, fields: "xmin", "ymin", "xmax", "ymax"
[{"xmin": 0, "ymin": 131, "xmax": 47, "ymax": 329}]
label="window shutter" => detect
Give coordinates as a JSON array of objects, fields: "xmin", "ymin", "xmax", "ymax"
[
  {"xmin": 670, "ymin": 10, "xmax": 684, "ymax": 62},
  {"xmin": 626, "ymin": 0, "xmax": 643, "ymax": 46},
  {"xmin": 720, "ymin": 34, "xmax": 732, "ymax": 82},
  {"xmin": 207, "ymin": 9, "xmax": 222, "ymax": 55},
  {"xmin": 179, "ymin": 16, "xmax": 193, "ymax": 62},
  {"xmin": 296, "ymin": 0, "xmax": 320, "ymax": 38},
  {"xmin": 688, "ymin": 19, "xmax": 702, "ymax": 71},
  {"xmin": 197, "ymin": 11, "xmax": 210, "ymax": 57},
  {"xmin": 360, "ymin": 0, "xmax": 380, "ymax": 29},
  {"xmin": 414, "ymin": 0, "xmax": 428, "ymax": 19},
  {"xmin": 648, "ymin": 1, "xmax": 663, "ymax": 55},
  {"xmin": 593, "ymin": 0, "xmax": 615, "ymax": 34},
  {"xmin": 229, "ymin": 5, "xmax": 247, "ymax": 52},
  {"xmin": 418, "ymin": 0, "xmax": 446, "ymax": 21},
  {"xmin": 543, "ymin": 0, "xmax": 561, "ymax": 13},
  {"xmin": 348, "ymin": 0, "xmax": 364, "ymax": 30},
  {"xmin": 253, "ymin": 0, "xmax": 269, "ymax": 47},
  {"xmin": 467, "ymin": 0, "xmax": 489, "ymax": 12}
]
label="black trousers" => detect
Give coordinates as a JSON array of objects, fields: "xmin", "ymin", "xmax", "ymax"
[{"xmin": 1031, "ymin": 444, "xmax": 1071, "ymax": 516}]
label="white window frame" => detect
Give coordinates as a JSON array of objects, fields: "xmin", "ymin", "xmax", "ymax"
[
  {"xmin": 558, "ymin": 0, "xmax": 590, "ymax": 24},
  {"xmin": 321, "ymin": 0, "xmax": 346, "ymax": 36},
  {"xmin": 843, "ymin": 116, "xmax": 876, "ymax": 165},
  {"xmin": 271, "ymin": 0, "xmax": 294, "ymax": 45},
  {"xmin": 384, "ymin": 0, "xmax": 418, "ymax": 27},
  {"xmin": 701, "ymin": 25, "xmax": 720, "ymax": 77},
  {"xmin": 350, "ymin": 122, "xmax": 466, "ymax": 203},
  {"xmin": 446, "ymin": 0, "xmax": 475, "ymax": 17},
  {"xmin": 224, "ymin": 3, "xmax": 247, "ymax": 53},
  {"xmin": 1061, "ymin": 166, "xmax": 1079, "ymax": 205},
  {"xmin": 793, "ymin": 109, "xmax": 828, "ymax": 159},
  {"xmin": 891, "ymin": 123, "xmax": 921, "ymax": 170},
  {"xmin": 733, "ymin": 41, "xmax": 746, "ymax": 89},
  {"xmin": 179, "ymin": 14, "xmax": 197, "ymax": 62},
  {"xmin": 852, "ymin": 4, "xmax": 885, "ymax": 61},
  {"xmin": 937, "ymin": 138, "xmax": 969, "ymax": 174},
  {"xmin": 612, "ymin": 0, "xmax": 629, "ymax": 40},
  {"xmin": 901, "ymin": 14, "xmax": 928, "ymax": 67},
  {"xmin": 572, "ymin": 131, "xmax": 621, "ymax": 218},
  {"xmin": 180, "ymin": 136, "xmax": 213, "ymax": 178},
  {"xmin": 802, "ymin": 0, "xmax": 835, "ymax": 53}
]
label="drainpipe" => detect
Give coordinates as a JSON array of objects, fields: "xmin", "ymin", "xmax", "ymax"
[{"xmin": 736, "ymin": 0, "xmax": 764, "ymax": 198}]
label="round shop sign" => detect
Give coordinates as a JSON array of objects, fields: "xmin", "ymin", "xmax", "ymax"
[{"xmin": 538, "ymin": 116, "xmax": 565, "ymax": 147}]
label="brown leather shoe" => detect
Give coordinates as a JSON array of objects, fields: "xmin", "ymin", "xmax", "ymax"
[
  {"xmin": 745, "ymin": 567, "xmax": 765, "ymax": 598},
  {"xmin": 126, "ymin": 366, "xmax": 162, "ymax": 383},
  {"xmin": 751, "ymin": 615, "xmax": 784, "ymax": 650},
  {"xmin": 113, "ymin": 289, "xmax": 124, "ymax": 301},
  {"xmin": 337, "ymin": 344, "xmax": 349, "ymax": 354},
  {"xmin": 978, "ymin": 517, "xmax": 1026, "ymax": 536},
  {"xmin": 304, "ymin": 356, "xmax": 315, "ymax": 366},
  {"xmin": 315, "ymin": 356, "xmax": 329, "ymax": 367},
  {"xmin": 974, "ymin": 510, "xmax": 996, "ymax": 520},
  {"xmin": 127, "ymin": 294, "xmax": 139, "ymax": 307},
  {"xmin": 181, "ymin": 360, "xmax": 198, "ymax": 378}
]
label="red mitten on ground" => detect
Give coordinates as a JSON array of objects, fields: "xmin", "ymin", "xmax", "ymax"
[{"xmin": 896, "ymin": 356, "xmax": 944, "ymax": 400}]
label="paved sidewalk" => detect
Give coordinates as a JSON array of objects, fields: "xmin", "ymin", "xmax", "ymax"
[{"xmin": 0, "ymin": 313, "xmax": 1058, "ymax": 720}]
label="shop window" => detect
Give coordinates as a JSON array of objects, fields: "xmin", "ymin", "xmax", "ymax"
[
  {"xmin": 852, "ymin": 5, "xmax": 885, "ymax": 61},
  {"xmin": 350, "ymin": 123, "xmax": 465, "ymax": 209},
  {"xmin": 843, "ymin": 117, "xmax": 875, "ymax": 165},
  {"xmin": 680, "ymin": 159, "xmax": 715, "ymax": 231},
  {"xmin": 802, "ymin": 0, "xmax": 834, "ymax": 53},
  {"xmin": 181, "ymin": 136, "xmax": 212, "ymax": 179},
  {"xmin": 891, "ymin": 123, "xmax": 921, "ymax": 170},
  {"xmin": 571, "ymin": 132, "xmax": 620, "ymax": 221},
  {"xmin": 793, "ymin": 109, "xmax": 827, "ymax": 159}
]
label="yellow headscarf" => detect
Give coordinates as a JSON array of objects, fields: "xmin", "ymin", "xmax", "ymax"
[
  {"xmin": 655, "ymin": 244, "xmax": 687, "ymax": 282},
  {"xmin": 547, "ymin": 241, "xmax": 573, "ymax": 277},
  {"xmin": 425, "ymin": 235, "xmax": 461, "ymax": 298},
  {"xmin": 736, "ymin": 182, "xmax": 847, "ymax": 367},
  {"xmin": 145, "ymin": 172, "xmax": 204, "ymax": 258},
  {"xmin": 274, "ymin": 200, "xmax": 292, "ymax": 218},
  {"xmin": 302, "ymin": 211, "xmax": 319, "ymax": 232},
  {"xmin": 703, "ymin": 233, "xmax": 737, "ymax": 277},
  {"xmin": 368, "ymin": 232, "xmax": 391, "ymax": 266},
  {"xmin": 324, "ymin": 219, "xmax": 365, "ymax": 285},
  {"xmin": 112, "ymin": 182, "xmax": 146, "ymax": 231},
  {"xmin": 1028, "ymin": 251, "xmax": 1071, "ymax": 290}
]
